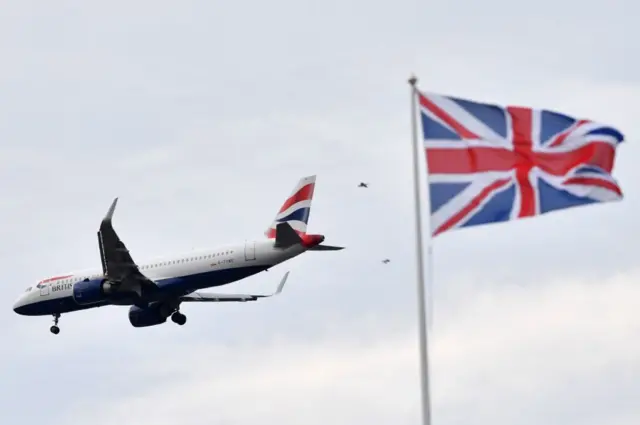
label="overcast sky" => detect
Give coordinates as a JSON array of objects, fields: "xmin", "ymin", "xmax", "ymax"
[{"xmin": 1, "ymin": 1, "xmax": 638, "ymax": 424}]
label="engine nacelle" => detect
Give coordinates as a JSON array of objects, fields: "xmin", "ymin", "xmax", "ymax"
[
  {"xmin": 128, "ymin": 304, "xmax": 169, "ymax": 328},
  {"xmin": 72, "ymin": 278, "xmax": 114, "ymax": 306}
]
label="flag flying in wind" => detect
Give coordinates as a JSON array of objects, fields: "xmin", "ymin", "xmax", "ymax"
[{"xmin": 417, "ymin": 90, "xmax": 625, "ymax": 237}]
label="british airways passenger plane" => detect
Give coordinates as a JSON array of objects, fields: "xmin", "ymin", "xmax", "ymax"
[{"xmin": 13, "ymin": 175, "xmax": 343, "ymax": 335}]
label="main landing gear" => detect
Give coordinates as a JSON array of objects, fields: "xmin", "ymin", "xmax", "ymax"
[
  {"xmin": 50, "ymin": 314, "xmax": 60, "ymax": 335},
  {"xmin": 171, "ymin": 311, "xmax": 187, "ymax": 326}
]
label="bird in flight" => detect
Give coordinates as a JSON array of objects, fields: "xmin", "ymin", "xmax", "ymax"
[
  {"xmin": 358, "ymin": 182, "xmax": 368, "ymax": 188},
  {"xmin": 382, "ymin": 259, "xmax": 390, "ymax": 264}
]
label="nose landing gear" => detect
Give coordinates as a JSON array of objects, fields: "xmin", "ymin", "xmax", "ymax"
[
  {"xmin": 50, "ymin": 314, "xmax": 60, "ymax": 335},
  {"xmin": 171, "ymin": 311, "xmax": 187, "ymax": 326}
]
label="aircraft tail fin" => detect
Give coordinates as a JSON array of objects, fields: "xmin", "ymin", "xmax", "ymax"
[{"xmin": 265, "ymin": 175, "xmax": 316, "ymax": 239}]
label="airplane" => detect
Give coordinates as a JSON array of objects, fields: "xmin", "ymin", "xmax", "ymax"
[
  {"xmin": 13, "ymin": 175, "xmax": 344, "ymax": 335},
  {"xmin": 358, "ymin": 182, "xmax": 368, "ymax": 188}
]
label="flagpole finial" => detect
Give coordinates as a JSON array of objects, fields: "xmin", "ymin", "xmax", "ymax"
[{"xmin": 408, "ymin": 74, "xmax": 418, "ymax": 86}]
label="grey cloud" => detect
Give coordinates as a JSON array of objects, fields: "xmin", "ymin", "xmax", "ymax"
[
  {"xmin": 1, "ymin": 0, "xmax": 637, "ymax": 424},
  {"xmin": 37, "ymin": 271, "xmax": 640, "ymax": 425}
]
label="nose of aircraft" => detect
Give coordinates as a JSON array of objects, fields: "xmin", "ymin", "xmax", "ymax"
[{"xmin": 13, "ymin": 295, "xmax": 26, "ymax": 315}]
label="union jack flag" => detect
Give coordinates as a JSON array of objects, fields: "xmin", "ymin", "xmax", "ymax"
[{"xmin": 418, "ymin": 90, "xmax": 625, "ymax": 237}]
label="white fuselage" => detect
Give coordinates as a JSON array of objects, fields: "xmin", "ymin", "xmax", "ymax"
[{"xmin": 13, "ymin": 239, "xmax": 306, "ymax": 316}]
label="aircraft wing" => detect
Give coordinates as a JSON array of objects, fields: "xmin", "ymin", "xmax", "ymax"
[
  {"xmin": 179, "ymin": 271, "xmax": 289, "ymax": 302},
  {"xmin": 97, "ymin": 198, "xmax": 158, "ymax": 294}
]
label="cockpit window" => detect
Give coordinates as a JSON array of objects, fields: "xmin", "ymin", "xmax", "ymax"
[{"xmin": 25, "ymin": 287, "xmax": 32, "ymax": 292}]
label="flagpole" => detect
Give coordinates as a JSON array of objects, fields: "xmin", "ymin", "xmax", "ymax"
[
  {"xmin": 408, "ymin": 75, "xmax": 432, "ymax": 425},
  {"xmin": 427, "ymin": 242, "xmax": 434, "ymax": 329}
]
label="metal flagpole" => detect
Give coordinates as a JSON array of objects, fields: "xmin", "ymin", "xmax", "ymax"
[
  {"xmin": 408, "ymin": 75, "xmax": 432, "ymax": 425},
  {"xmin": 427, "ymin": 242, "xmax": 434, "ymax": 329}
]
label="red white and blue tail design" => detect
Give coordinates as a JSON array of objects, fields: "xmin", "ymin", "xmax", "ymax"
[{"xmin": 265, "ymin": 175, "xmax": 316, "ymax": 238}]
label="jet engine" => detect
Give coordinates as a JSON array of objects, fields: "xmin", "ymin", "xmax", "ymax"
[
  {"xmin": 128, "ymin": 304, "xmax": 170, "ymax": 328},
  {"xmin": 72, "ymin": 278, "xmax": 116, "ymax": 306}
]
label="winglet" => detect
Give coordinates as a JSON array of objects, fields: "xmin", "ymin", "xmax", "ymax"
[
  {"xmin": 103, "ymin": 197, "xmax": 119, "ymax": 223},
  {"xmin": 274, "ymin": 271, "xmax": 289, "ymax": 295}
]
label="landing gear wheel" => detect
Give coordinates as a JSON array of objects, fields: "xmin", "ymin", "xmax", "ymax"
[
  {"xmin": 171, "ymin": 312, "xmax": 187, "ymax": 325},
  {"xmin": 50, "ymin": 314, "xmax": 61, "ymax": 335}
]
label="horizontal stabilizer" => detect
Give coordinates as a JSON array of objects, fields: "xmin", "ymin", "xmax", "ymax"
[
  {"xmin": 308, "ymin": 244, "xmax": 345, "ymax": 251},
  {"xmin": 274, "ymin": 222, "xmax": 302, "ymax": 248}
]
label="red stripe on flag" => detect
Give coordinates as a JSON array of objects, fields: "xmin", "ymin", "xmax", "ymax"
[
  {"xmin": 548, "ymin": 120, "xmax": 589, "ymax": 147},
  {"xmin": 507, "ymin": 106, "xmax": 535, "ymax": 217},
  {"xmin": 535, "ymin": 143, "xmax": 616, "ymax": 174},
  {"xmin": 419, "ymin": 93, "xmax": 480, "ymax": 139},
  {"xmin": 563, "ymin": 177, "xmax": 622, "ymax": 196},
  {"xmin": 425, "ymin": 147, "xmax": 515, "ymax": 174},
  {"xmin": 433, "ymin": 178, "xmax": 512, "ymax": 236},
  {"xmin": 425, "ymin": 143, "xmax": 616, "ymax": 176}
]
